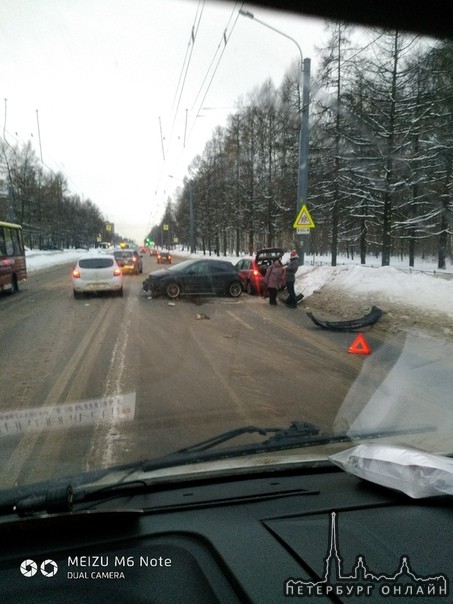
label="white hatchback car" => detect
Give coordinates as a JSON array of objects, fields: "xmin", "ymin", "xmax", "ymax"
[{"xmin": 72, "ymin": 253, "xmax": 123, "ymax": 298}]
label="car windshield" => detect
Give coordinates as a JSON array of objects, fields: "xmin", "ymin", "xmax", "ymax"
[{"xmin": 0, "ymin": 0, "xmax": 452, "ymax": 499}]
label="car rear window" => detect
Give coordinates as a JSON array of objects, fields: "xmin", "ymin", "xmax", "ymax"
[{"xmin": 79, "ymin": 258, "xmax": 114, "ymax": 269}]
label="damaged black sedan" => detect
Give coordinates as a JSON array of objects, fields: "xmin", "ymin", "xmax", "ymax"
[{"xmin": 143, "ymin": 258, "xmax": 244, "ymax": 299}]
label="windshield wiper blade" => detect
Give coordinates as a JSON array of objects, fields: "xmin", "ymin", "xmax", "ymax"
[
  {"xmin": 174, "ymin": 422, "xmax": 320, "ymax": 454},
  {"xmin": 141, "ymin": 422, "xmax": 435, "ymax": 472},
  {"xmin": 3, "ymin": 424, "xmax": 436, "ymax": 517},
  {"xmin": 264, "ymin": 424, "xmax": 434, "ymax": 448}
]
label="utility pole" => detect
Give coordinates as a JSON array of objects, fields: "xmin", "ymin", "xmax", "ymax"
[
  {"xmin": 297, "ymin": 57, "xmax": 311, "ymax": 265},
  {"xmin": 169, "ymin": 175, "xmax": 195, "ymax": 253},
  {"xmin": 239, "ymin": 10, "xmax": 311, "ymax": 265},
  {"xmin": 189, "ymin": 183, "xmax": 194, "ymax": 253}
]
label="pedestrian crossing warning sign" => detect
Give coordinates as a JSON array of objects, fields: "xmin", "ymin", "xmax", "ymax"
[{"xmin": 293, "ymin": 204, "xmax": 315, "ymax": 229}]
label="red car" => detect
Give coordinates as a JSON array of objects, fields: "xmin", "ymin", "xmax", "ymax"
[{"xmin": 235, "ymin": 248, "xmax": 286, "ymax": 295}]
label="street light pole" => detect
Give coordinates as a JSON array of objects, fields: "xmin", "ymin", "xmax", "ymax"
[
  {"xmin": 188, "ymin": 183, "xmax": 194, "ymax": 253},
  {"xmin": 298, "ymin": 57, "xmax": 311, "ymax": 266},
  {"xmin": 169, "ymin": 175, "xmax": 195, "ymax": 253},
  {"xmin": 239, "ymin": 9, "xmax": 311, "ymax": 264}
]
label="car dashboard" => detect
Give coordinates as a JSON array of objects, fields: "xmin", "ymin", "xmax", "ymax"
[{"xmin": 0, "ymin": 464, "xmax": 450, "ymax": 603}]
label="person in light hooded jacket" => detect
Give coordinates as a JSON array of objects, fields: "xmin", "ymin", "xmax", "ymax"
[{"xmin": 264, "ymin": 258, "xmax": 285, "ymax": 306}]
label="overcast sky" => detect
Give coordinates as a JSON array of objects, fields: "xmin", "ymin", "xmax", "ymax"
[{"xmin": 0, "ymin": 0, "xmax": 329, "ymax": 244}]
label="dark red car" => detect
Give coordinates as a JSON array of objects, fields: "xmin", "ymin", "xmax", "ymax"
[
  {"xmin": 235, "ymin": 248, "xmax": 286, "ymax": 295},
  {"xmin": 156, "ymin": 250, "xmax": 172, "ymax": 264}
]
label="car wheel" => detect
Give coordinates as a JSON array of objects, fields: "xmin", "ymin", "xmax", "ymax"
[
  {"xmin": 117, "ymin": 287, "xmax": 123, "ymax": 297},
  {"xmin": 166, "ymin": 282, "xmax": 181, "ymax": 299},
  {"xmin": 73, "ymin": 289, "xmax": 82, "ymax": 299},
  {"xmin": 228, "ymin": 281, "xmax": 242, "ymax": 298}
]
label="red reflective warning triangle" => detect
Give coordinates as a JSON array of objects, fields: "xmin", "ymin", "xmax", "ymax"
[{"xmin": 348, "ymin": 333, "xmax": 371, "ymax": 355}]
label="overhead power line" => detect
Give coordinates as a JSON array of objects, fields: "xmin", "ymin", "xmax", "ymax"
[
  {"xmin": 165, "ymin": 0, "xmax": 206, "ymax": 159},
  {"xmin": 186, "ymin": 2, "xmax": 243, "ymax": 145}
]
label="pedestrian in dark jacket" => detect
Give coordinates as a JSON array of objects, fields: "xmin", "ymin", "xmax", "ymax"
[
  {"xmin": 285, "ymin": 250, "xmax": 299, "ymax": 308},
  {"xmin": 265, "ymin": 258, "xmax": 285, "ymax": 305}
]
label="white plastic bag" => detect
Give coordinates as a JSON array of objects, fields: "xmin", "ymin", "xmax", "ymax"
[{"xmin": 329, "ymin": 444, "xmax": 453, "ymax": 499}]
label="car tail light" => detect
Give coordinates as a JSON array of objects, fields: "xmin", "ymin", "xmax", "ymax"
[
  {"xmin": 253, "ymin": 269, "xmax": 260, "ymax": 276},
  {"xmin": 72, "ymin": 269, "xmax": 81, "ymax": 278},
  {"xmin": 113, "ymin": 267, "xmax": 122, "ymax": 276}
]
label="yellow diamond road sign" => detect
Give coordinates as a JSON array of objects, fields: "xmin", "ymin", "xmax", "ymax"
[{"xmin": 293, "ymin": 204, "xmax": 315, "ymax": 229}]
